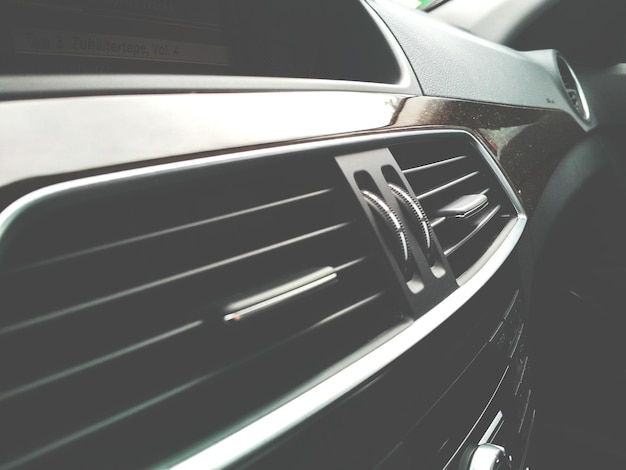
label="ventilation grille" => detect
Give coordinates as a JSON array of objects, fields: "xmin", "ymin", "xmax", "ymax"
[
  {"xmin": 0, "ymin": 155, "xmax": 401, "ymax": 468},
  {"xmin": 391, "ymin": 136, "xmax": 518, "ymax": 279}
]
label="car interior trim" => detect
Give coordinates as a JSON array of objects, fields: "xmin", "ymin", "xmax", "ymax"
[
  {"xmin": 479, "ymin": 411, "xmax": 505, "ymax": 445},
  {"xmin": 0, "ymin": 0, "xmax": 420, "ymax": 101},
  {"xmin": 443, "ymin": 374, "xmax": 508, "ymax": 470},
  {"xmin": 0, "ymin": 92, "xmax": 585, "ymax": 199},
  {"xmin": 222, "ymin": 268, "xmax": 338, "ymax": 325},
  {"xmin": 0, "ymin": 91, "xmax": 408, "ymax": 188},
  {"xmin": 0, "ymin": 128, "xmax": 523, "ymax": 254},
  {"xmin": 173, "ymin": 217, "xmax": 524, "ymax": 470},
  {"xmin": 171, "ymin": 210, "xmax": 522, "ymax": 470},
  {"xmin": 4, "ymin": 0, "xmax": 626, "ymax": 467},
  {"xmin": 0, "ymin": 74, "xmax": 416, "ymax": 101},
  {"xmin": 360, "ymin": 0, "xmax": 421, "ymax": 93},
  {"xmin": 0, "ymin": 128, "xmax": 527, "ymax": 469}
]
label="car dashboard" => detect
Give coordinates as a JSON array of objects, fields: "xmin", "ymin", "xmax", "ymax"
[{"xmin": 0, "ymin": 0, "xmax": 616, "ymax": 469}]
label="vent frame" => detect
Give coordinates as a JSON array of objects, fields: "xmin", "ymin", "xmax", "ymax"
[
  {"xmin": 0, "ymin": 141, "xmax": 407, "ymax": 469},
  {"xmin": 0, "ymin": 129, "xmax": 526, "ymax": 469}
]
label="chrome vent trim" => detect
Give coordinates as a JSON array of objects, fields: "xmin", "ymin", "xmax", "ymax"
[
  {"xmin": 172, "ymin": 186, "xmax": 526, "ymax": 470},
  {"xmin": 557, "ymin": 54, "xmax": 591, "ymax": 121},
  {"xmin": 0, "ymin": 129, "xmax": 525, "ymax": 469},
  {"xmin": 0, "ymin": 145, "xmax": 401, "ymax": 468}
]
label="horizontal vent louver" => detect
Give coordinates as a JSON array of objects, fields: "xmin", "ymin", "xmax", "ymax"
[
  {"xmin": 391, "ymin": 137, "xmax": 517, "ymax": 279},
  {"xmin": 0, "ymin": 156, "xmax": 401, "ymax": 468}
]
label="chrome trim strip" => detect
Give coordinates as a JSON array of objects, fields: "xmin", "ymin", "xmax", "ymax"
[
  {"xmin": 402, "ymin": 154, "xmax": 469, "ymax": 175},
  {"xmin": 223, "ymin": 272, "xmax": 337, "ymax": 324},
  {"xmin": 444, "ymin": 205, "xmax": 500, "ymax": 257},
  {"xmin": 0, "ymin": 92, "xmax": 405, "ymax": 188},
  {"xmin": 519, "ymin": 409, "xmax": 536, "ymax": 469},
  {"xmin": 0, "ymin": 1, "xmax": 418, "ymax": 101},
  {"xmin": 360, "ymin": 0, "xmax": 419, "ymax": 92},
  {"xmin": 0, "ymin": 129, "xmax": 526, "ymax": 470},
  {"xmin": 0, "ymin": 320, "xmax": 203, "ymax": 403},
  {"xmin": 417, "ymin": 171, "xmax": 480, "ymax": 200},
  {"xmin": 172, "ymin": 228, "xmax": 526, "ymax": 468},
  {"xmin": 479, "ymin": 411, "xmax": 505, "ymax": 445},
  {"xmin": 443, "ymin": 372, "xmax": 508, "ymax": 470}
]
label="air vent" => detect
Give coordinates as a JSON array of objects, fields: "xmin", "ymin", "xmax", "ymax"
[
  {"xmin": 0, "ymin": 153, "xmax": 402, "ymax": 468},
  {"xmin": 557, "ymin": 54, "xmax": 590, "ymax": 121},
  {"xmin": 390, "ymin": 134, "xmax": 519, "ymax": 280}
]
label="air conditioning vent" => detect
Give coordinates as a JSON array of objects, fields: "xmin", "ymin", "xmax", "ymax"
[
  {"xmin": 0, "ymin": 153, "xmax": 403, "ymax": 468},
  {"xmin": 390, "ymin": 134, "xmax": 519, "ymax": 281},
  {"xmin": 557, "ymin": 54, "xmax": 590, "ymax": 121}
]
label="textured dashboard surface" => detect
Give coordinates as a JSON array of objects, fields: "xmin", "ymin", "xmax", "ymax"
[{"xmin": 369, "ymin": 0, "xmax": 574, "ymax": 113}]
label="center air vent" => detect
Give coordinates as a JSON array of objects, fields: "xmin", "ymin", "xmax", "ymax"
[
  {"xmin": 0, "ymin": 152, "xmax": 402, "ymax": 468},
  {"xmin": 390, "ymin": 134, "xmax": 520, "ymax": 281}
]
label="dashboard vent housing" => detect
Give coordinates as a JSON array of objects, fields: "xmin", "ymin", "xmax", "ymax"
[
  {"xmin": 390, "ymin": 134, "xmax": 519, "ymax": 281},
  {"xmin": 557, "ymin": 54, "xmax": 590, "ymax": 121},
  {"xmin": 0, "ymin": 153, "xmax": 402, "ymax": 468}
]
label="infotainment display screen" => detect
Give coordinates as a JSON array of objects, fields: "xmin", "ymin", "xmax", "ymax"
[{"xmin": 1, "ymin": 0, "xmax": 234, "ymax": 74}]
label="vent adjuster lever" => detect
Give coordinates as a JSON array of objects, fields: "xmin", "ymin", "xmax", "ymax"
[
  {"xmin": 222, "ymin": 267, "xmax": 337, "ymax": 324},
  {"xmin": 438, "ymin": 194, "xmax": 488, "ymax": 220}
]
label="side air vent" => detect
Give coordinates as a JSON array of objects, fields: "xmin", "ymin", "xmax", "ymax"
[
  {"xmin": 390, "ymin": 134, "xmax": 519, "ymax": 280},
  {"xmin": 557, "ymin": 54, "xmax": 590, "ymax": 121},
  {"xmin": 0, "ymin": 154, "xmax": 403, "ymax": 468}
]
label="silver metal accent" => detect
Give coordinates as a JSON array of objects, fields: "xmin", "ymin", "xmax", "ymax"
[
  {"xmin": 223, "ymin": 269, "xmax": 337, "ymax": 324},
  {"xmin": 417, "ymin": 171, "xmax": 479, "ymax": 201},
  {"xmin": 519, "ymin": 409, "xmax": 536, "ymax": 469},
  {"xmin": 444, "ymin": 205, "xmax": 500, "ymax": 257},
  {"xmin": 362, "ymin": 189, "xmax": 411, "ymax": 268},
  {"xmin": 0, "ymin": 129, "xmax": 526, "ymax": 470},
  {"xmin": 388, "ymin": 183, "xmax": 432, "ymax": 252},
  {"xmin": 479, "ymin": 411, "xmax": 505, "ymax": 445},
  {"xmin": 439, "ymin": 194, "xmax": 489, "ymax": 219},
  {"xmin": 171, "ymin": 214, "xmax": 525, "ymax": 469},
  {"xmin": 443, "ymin": 371, "xmax": 508, "ymax": 470},
  {"xmin": 360, "ymin": 0, "xmax": 419, "ymax": 91},
  {"xmin": 464, "ymin": 444, "xmax": 512, "ymax": 470}
]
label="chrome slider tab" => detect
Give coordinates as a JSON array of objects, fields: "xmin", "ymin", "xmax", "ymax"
[
  {"xmin": 479, "ymin": 411, "xmax": 504, "ymax": 445},
  {"xmin": 459, "ymin": 444, "xmax": 512, "ymax": 470},
  {"xmin": 223, "ymin": 266, "xmax": 337, "ymax": 324}
]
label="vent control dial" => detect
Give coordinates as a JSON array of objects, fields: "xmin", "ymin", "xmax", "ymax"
[{"xmin": 388, "ymin": 183, "xmax": 434, "ymax": 263}]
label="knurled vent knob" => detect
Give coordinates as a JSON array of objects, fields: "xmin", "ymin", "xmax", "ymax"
[
  {"xmin": 362, "ymin": 189, "xmax": 413, "ymax": 280},
  {"xmin": 388, "ymin": 183, "xmax": 434, "ymax": 263}
]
